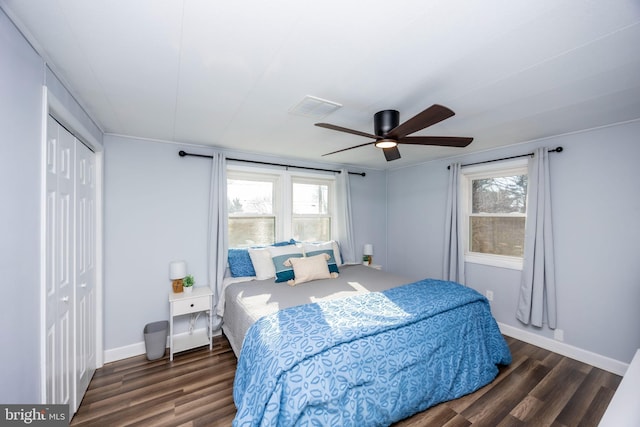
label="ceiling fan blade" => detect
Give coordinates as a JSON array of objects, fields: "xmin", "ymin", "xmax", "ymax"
[
  {"xmin": 387, "ymin": 104, "xmax": 455, "ymax": 139},
  {"xmin": 322, "ymin": 141, "xmax": 375, "ymax": 156},
  {"xmin": 398, "ymin": 136, "xmax": 473, "ymax": 147},
  {"xmin": 383, "ymin": 146, "xmax": 401, "ymax": 161},
  {"xmin": 315, "ymin": 123, "xmax": 378, "ymax": 139}
]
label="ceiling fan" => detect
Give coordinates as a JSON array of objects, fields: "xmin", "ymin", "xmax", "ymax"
[{"xmin": 315, "ymin": 104, "xmax": 473, "ymax": 161}]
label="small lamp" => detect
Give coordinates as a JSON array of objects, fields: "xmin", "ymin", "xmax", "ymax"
[
  {"xmin": 169, "ymin": 261, "xmax": 187, "ymax": 293},
  {"xmin": 363, "ymin": 244, "xmax": 373, "ymax": 265}
]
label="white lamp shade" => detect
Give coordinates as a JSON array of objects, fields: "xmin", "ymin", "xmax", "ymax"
[
  {"xmin": 363, "ymin": 244, "xmax": 373, "ymax": 256},
  {"xmin": 169, "ymin": 261, "xmax": 187, "ymax": 280}
]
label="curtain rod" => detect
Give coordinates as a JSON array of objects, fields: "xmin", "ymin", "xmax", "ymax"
[
  {"xmin": 178, "ymin": 150, "xmax": 366, "ymax": 176},
  {"xmin": 447, "ymin": 146, "xmax": 563, "ymax": 170}
]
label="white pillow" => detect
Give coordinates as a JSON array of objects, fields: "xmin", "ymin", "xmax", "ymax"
[
  {"xmin": 302, "ymin": 241, "xmax": 343, "ymax": 266},
  {"xmin": 284, "ymin": 253, "xmax": 338, "ymax": 286},
  {"xmin": 248, "ymin": 248, "xmax": 276, "ymax": 280}
]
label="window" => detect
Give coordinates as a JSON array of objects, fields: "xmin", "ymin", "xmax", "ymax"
[
  {"xmin": 462, "ymin": 159, "xmax": 528, "ymax": 270},
  {"xmin": 227, "ymin": 172, "xmax": 278, "ymax": 247},
  {"xmin": 227, "ymin": 167, "xmax": 335, "ymax": 247},
  {"xmin": 292, "ymin": 178, "xmax": 331, "ymax": 242}
]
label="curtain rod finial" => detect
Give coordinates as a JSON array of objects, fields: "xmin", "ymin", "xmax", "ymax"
[{"xmin": 179, "ymin": 150, "xmax": 186, "ymax": 157}]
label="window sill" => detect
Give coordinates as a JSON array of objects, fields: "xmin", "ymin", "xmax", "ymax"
[{"xmin": 465, "ymin": 253, "xmax": 523, "ymax": 271}]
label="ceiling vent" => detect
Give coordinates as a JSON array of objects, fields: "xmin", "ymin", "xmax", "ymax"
[{"xmin": 289, "ymin": 95, "xmax": 342, "ymax": 119}]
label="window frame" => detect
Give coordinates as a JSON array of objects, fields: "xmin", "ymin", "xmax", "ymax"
[
  {"xmin": 226, "ymin": 165, "xmax": 336, "ymax": 246},
  {"xmin": 461, "ymin": 158, "xmax": 528, "ymax": 270},
  {"xmin": 291, "ymin": 176, "xmax": 334, "ymax": 242},
  {"xmin": 226, "ymin": 168, "xmax": 280, "ymax": 247}
]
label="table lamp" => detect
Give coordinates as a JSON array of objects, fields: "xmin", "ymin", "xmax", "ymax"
[
  {"xmin": 169, "ymin": 260, "xmax": 187, "ymax": 293},
  {"xmin": 363, "ymin": 244, "xmax": 373, "ymax": 265}
]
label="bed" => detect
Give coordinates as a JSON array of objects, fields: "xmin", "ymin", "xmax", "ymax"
[{"xmin": 222, "ymin": 263, "xmax": 511, "ymax": 427}]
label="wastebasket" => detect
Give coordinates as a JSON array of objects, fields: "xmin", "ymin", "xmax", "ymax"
[{"xmin": 144, "ymin": 320, "xmax": 169, "ymax": 361}]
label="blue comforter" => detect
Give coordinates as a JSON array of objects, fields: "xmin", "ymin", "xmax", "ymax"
[{"xmin": 233, "ymin": 279, "xmax": 511, "ymax": 427}]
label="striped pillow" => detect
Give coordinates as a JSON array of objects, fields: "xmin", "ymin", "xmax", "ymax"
[{"xmin": 268, "ymin": 245, "xmax": 304, "ymax": 282}]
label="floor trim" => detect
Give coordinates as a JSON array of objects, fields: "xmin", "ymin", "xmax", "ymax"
[
  {"xmin": 104, "ymin": 322, "xmax": 629, "ymax": 376},
  {"xmin": 103, "ymin": 328, "xmax": 222, "ymax": 363},
  {"xmin": 498, "ymin": 322, "xmax": 628, "ymax": 376}
]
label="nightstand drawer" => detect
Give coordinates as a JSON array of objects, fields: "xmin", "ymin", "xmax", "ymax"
[{"xmin": 173, "ymin": 296, "xmax": 210, "ymax": 316}]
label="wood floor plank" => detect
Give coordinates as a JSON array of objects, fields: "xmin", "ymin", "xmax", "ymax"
[
  {"xmin": 460, "ymin": 358, "xmax": 551, "ymax": 424},
  {"xmin": 509, "ymin": 394, "xmax": 545, "ymax": 422},
  {"xmin": 394, "ymin": 403, "xmax": 458, "ymax": 426},
  {"xmin": 71, "ymin": 335, "xmax": 621, "ymax": 426},
  {"xmin": 555, "ymin": 367, "xmax": 620, "ymax": 425},
  {"xmin": 578, "ymin": 386, "xmax": 617, "ymax": 427},
  {"xmin": 524, "ymin": 358, "xmax": 589, "ymax": 425},
  {"xmin": 442, "ymin": 414, "xmax": 472, "ymax": 427},
  {"xmin": 496, "ymin": 414, "xmax": 525, "ymax": 427}
]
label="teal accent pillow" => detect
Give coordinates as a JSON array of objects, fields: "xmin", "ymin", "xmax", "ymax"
[
  {"xmin": 304, "ymin": 249, "xmax": 339, "ymax": 274},
  {"xmin": 268, "ymin": 245, "xmax": 304, "ymax": 282}
]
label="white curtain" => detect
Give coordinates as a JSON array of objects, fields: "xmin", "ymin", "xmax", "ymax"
[
  {"xmin": 335, "ymin": 169, "xmax": 356, "ymax": 264},
  {"xmin": 516, "ymin": 147, "xmax": 557, "ymax": 328},
  {"xmin": 443, "ymin": 163, "xmax": 465, "ymax": 283},
  {"xmin": 208, "ymin": 152, "xmax": 227, "ymax": 330}
]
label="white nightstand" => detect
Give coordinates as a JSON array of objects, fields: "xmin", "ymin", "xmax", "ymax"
[{"xmin": 169, "ymin": 287, "xmax": 213, "ymax": 361}]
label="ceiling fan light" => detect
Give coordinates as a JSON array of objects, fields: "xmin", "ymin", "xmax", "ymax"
[{"xmin": 375, "ymin": 139, "xmax": 397, "ymax": 149}]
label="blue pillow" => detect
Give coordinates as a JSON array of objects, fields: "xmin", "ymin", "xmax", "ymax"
[
  {"xmin": 272, "ymin": 239, "xmax": 296, "ymax": 247},
  {"xmin": 228, "ymin": 248, "xmax": 256, "ymax": 277},
  {"xmin": 304, "ymin": 249, "xmax": 339, "ymax": 274}
]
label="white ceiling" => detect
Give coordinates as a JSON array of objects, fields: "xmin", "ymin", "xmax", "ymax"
[{"xmin": 2, "ymin": 0, "xmax": 640, "ymax": 169}]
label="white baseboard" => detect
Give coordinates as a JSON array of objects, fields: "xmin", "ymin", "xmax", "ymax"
[
  {"xmin": 104, "ymin": 341, "xmax": 146, "ymax": 363},
  {"xmin": 498, "ymin": 322, "xmax": 628, "ymax": 376},
  {"xmin": 103, "ymin": 328, "xmax": 222, "ymax": 364},
  {"xmin": 105, "ymin": 323, "xmax": 628, "ymax": 376}
]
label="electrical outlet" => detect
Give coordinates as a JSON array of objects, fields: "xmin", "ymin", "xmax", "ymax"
[
  {"xmin": 554, "ymin": 329, "xmax": 564, "ymax": 342},
  {"xmin": 485, "ymin": 290, "xmax": 494, "ymax": 301}
]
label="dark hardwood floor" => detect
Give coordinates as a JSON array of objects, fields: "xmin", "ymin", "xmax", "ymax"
[{"xmin": 71, "ymin": 335, "xmax": 621, "ymax": 427}]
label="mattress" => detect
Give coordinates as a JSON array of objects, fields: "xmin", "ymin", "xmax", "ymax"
[{"xmin": 221, "ymin": 264, "xmax": 411, "ymax": 357}]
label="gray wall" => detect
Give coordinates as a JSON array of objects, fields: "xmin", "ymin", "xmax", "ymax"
[
  {"xmin": 103, "ymin": 135, "xmax": 387, "ymax": 350},
  {"xmin": 0, "ymin": 8, "xmax": 103, "ymax": 403},
  {"xmin": 103, "ymin": 136, "xmax": 211, "ymax": 349},
  {"xmin": 386, "ymin": 120, "xmax": 640, "ymax": 364},
  {"xmin": 0, "ymin": 8, "xmax": 45, "ymax": 404}
]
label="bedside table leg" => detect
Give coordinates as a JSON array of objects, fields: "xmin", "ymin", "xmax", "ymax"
[
  {"xmin": 169, "ymin": 306, "xmax": 174, "ymax": 361},
  {"xmin": 208, "ymin": 309, "xmax": 213, "ymax": 350}
]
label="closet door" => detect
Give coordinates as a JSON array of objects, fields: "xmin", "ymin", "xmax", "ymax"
[
  {"xmin": 44, "ymin": 115, "xmax": 75, "ymax": 407},
  {"xmin": 45, "ymin": 115, "xmax": 97, "ymax": 414},
  {"xmin": 75, "ymin": 140, "xmax": 96, "ymax": 409}
]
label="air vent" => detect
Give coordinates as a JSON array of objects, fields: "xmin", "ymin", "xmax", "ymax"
[{"xmin": 289, "ymin": 95, "xmax": 342, "ymax": 119}]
